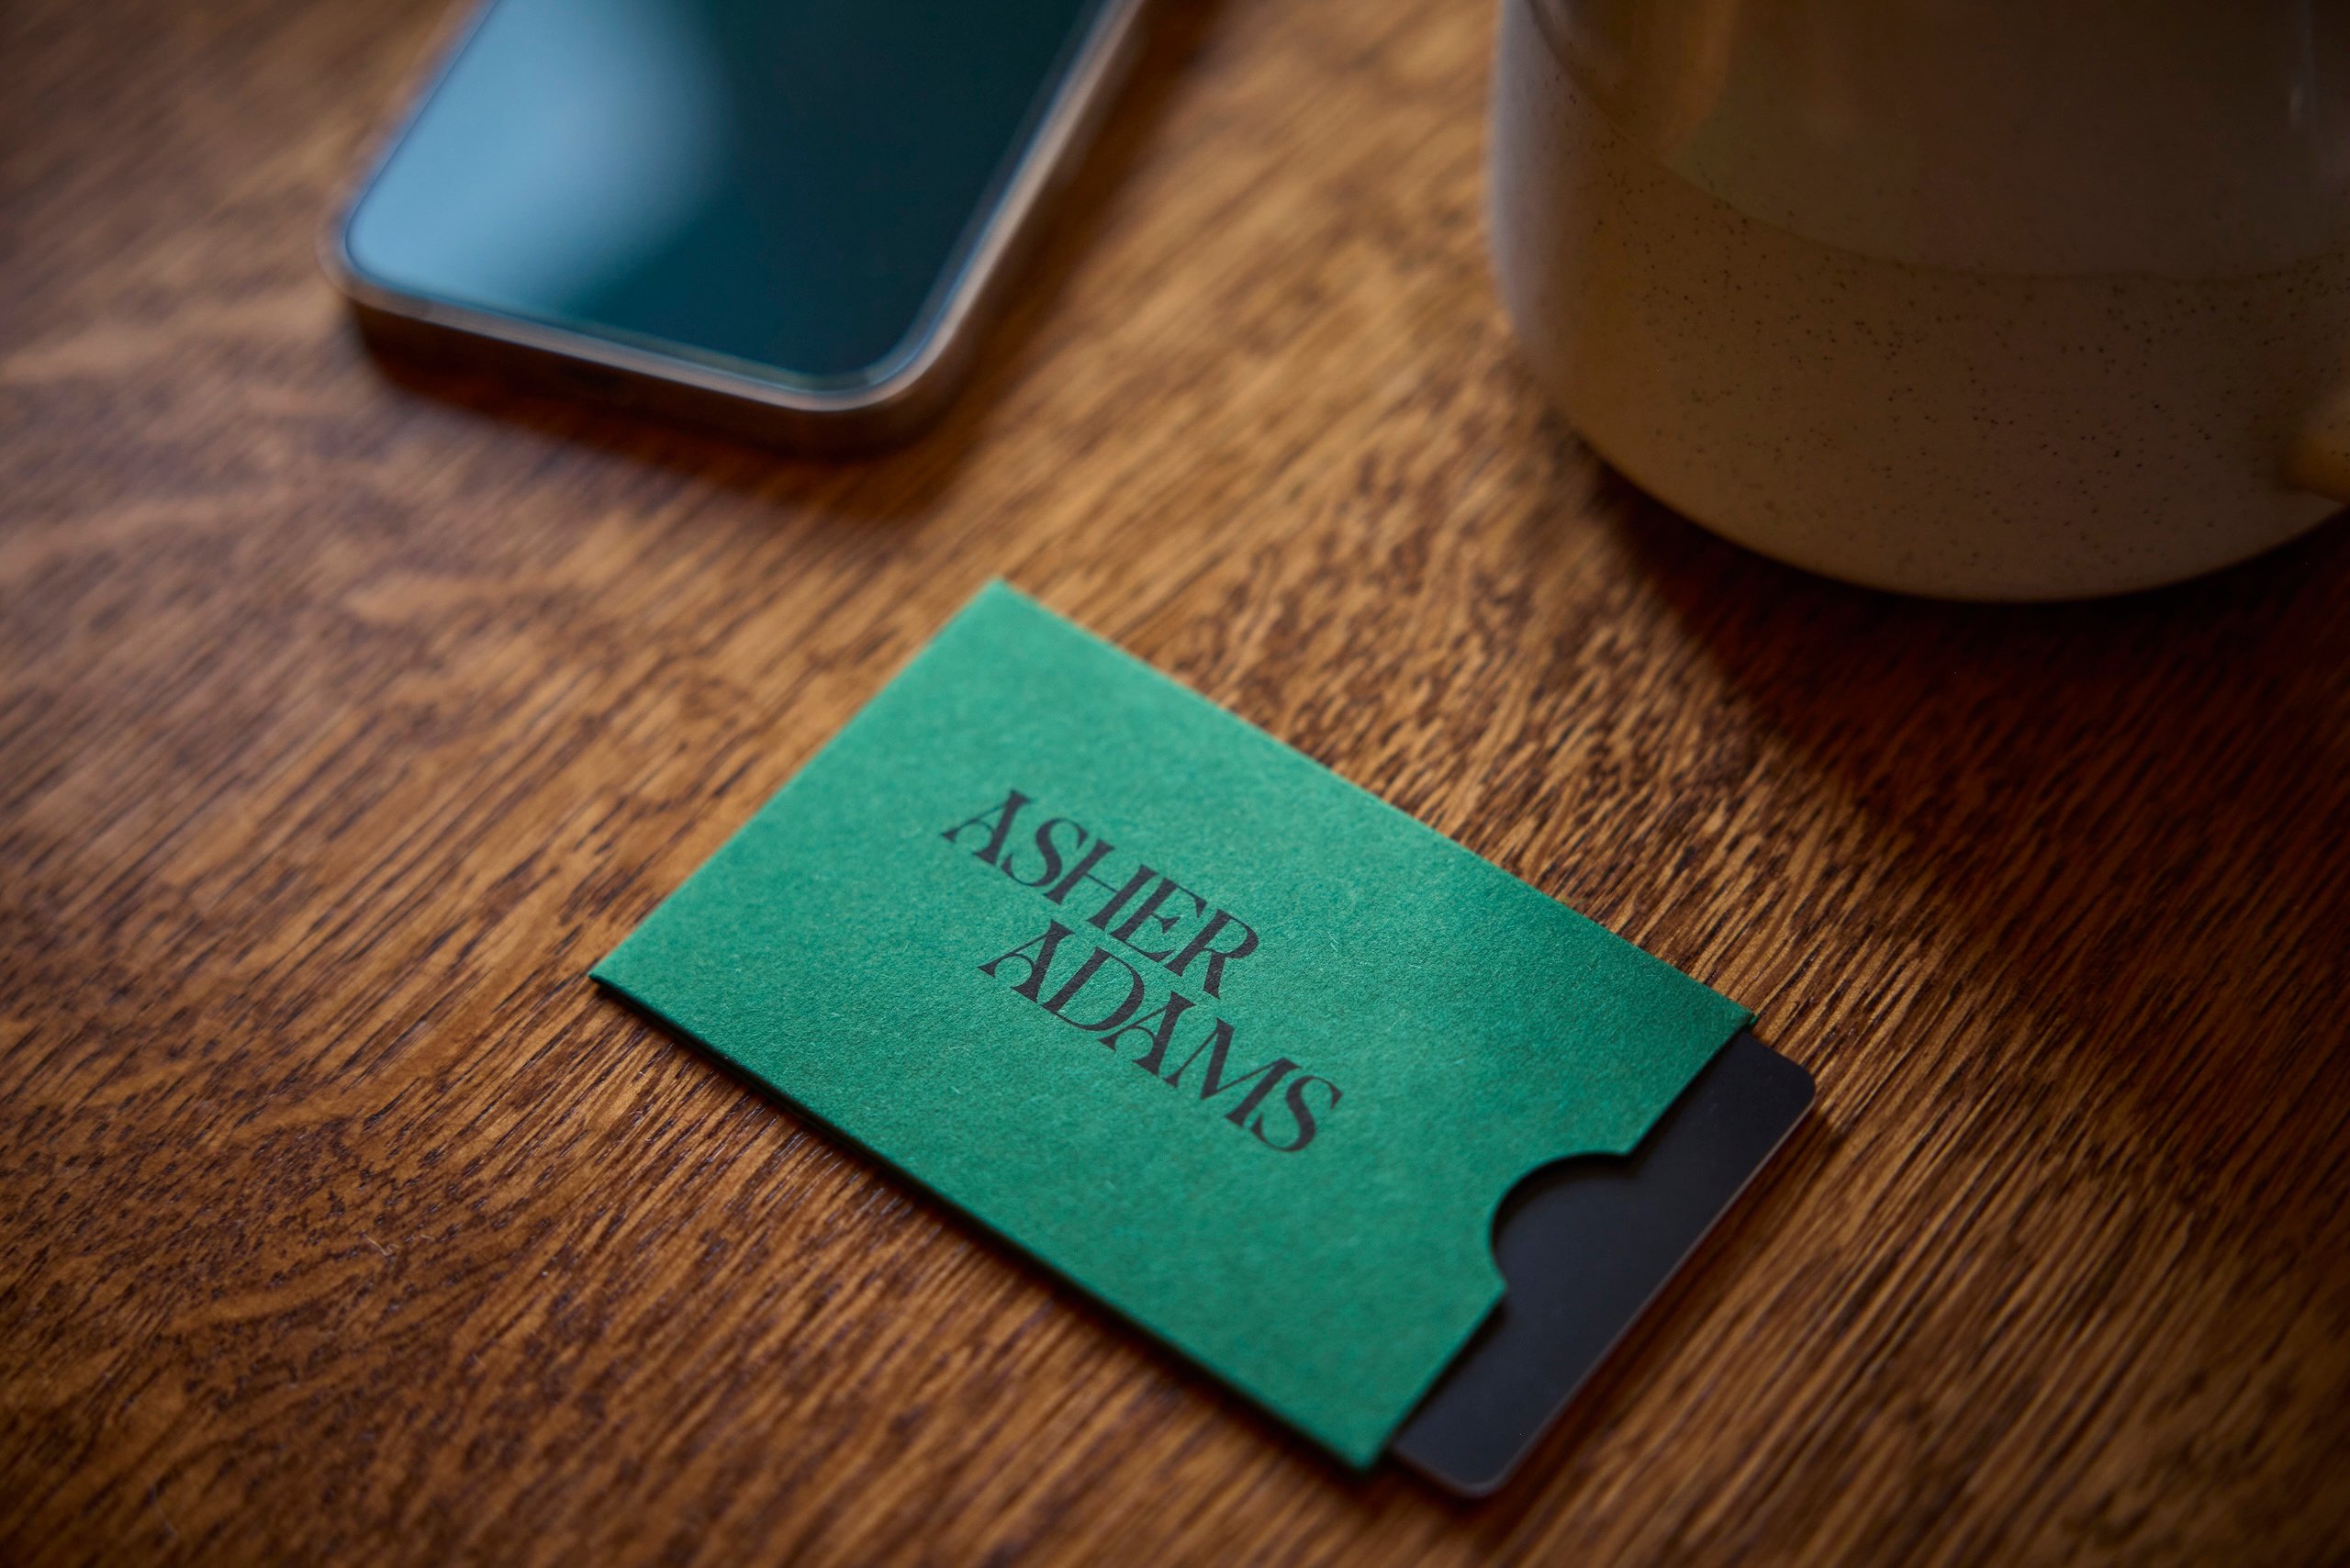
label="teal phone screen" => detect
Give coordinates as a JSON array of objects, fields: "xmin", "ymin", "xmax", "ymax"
[{"xmin": 344, "ymin": 0, "xmax": 1104, "ymax": 384}]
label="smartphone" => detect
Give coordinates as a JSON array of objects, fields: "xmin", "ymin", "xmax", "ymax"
[{"xmin": 330, "ymin": 0, "xmax": 1147, "ymax": 447}]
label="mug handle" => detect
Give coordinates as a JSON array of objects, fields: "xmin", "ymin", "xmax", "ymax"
[{"xmin": 2288, "ymin": 389, "xmax": 2350, "ymax": 502}]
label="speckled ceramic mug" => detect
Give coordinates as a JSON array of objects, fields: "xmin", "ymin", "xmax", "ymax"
[{"xmin": 1492, "ymin": 0, "xmax": 2350, "ymax": 599}]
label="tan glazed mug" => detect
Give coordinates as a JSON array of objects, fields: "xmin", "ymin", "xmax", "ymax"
[{"xmin": 1490, "ymin": 0, "xmax": 2350, "ymax": 599}]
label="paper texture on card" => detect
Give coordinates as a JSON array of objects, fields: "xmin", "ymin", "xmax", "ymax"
[{"xmin": 593, "ymin": 583, "xmax": 1750, "ymax": 1464}]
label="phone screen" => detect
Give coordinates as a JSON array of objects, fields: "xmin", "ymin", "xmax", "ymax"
[{"xmin": 344, "ymin": 0, "xmax": 1107, "ymax": 386}]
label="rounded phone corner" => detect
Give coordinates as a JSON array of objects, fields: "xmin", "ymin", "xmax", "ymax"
[
  {"xmin": 319, "ymin": 0, "xmax": 1152, "ymax": 453},
  {"xmin": 319, "ymin": 208, "xmax": 975, "ymax": 454}
]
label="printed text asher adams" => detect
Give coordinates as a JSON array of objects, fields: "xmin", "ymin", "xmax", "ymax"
[{"xmin": 943, "ymin": 790, "xmax": 1341, "ymax": 1152}]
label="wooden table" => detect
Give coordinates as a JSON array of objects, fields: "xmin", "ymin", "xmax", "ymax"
[{"xmin": 6, "ymin": 0, "xmax": 2348, "ymax": 1561}]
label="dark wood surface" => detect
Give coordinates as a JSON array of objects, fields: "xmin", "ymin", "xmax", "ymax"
[{"xmin": 6, "ymin": 0, "xmax": 2349, "ymax": 1562}]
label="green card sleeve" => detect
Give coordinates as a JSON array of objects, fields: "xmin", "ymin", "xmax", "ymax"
[{"xmin": 592, "ymin": 583, "xmax": 1750, "ymax": 1464}]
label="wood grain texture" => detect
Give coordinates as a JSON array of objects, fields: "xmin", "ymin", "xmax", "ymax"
[{"xmin": 5, "ymin": 0, "xmax": 2349, "ymax": 1562}]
